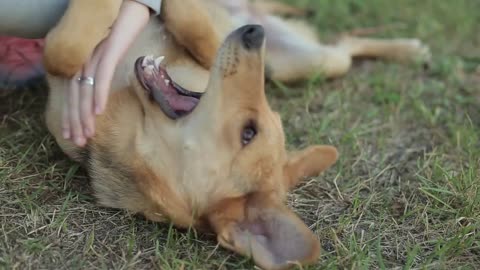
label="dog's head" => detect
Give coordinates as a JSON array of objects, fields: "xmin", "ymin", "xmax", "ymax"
[{"xmin": 133, "ymin": 25, "xmax": 338, "ymax": 269}]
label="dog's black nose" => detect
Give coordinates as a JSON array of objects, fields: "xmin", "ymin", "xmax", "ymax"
[{"xmin": 240, "ymin": 25, "xmax": 265, "ymax": 50}]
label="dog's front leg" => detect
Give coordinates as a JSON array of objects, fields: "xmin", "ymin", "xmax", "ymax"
[
  {"xmin": 44, "ymin": 0, "xmax": 122, "ymax": 77},
  {"xmin": 161, "ymin": 0, "xmax": 220, "ymax": 68}
]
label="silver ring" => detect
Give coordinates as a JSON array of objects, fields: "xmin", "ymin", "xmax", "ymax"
[{"xmin": 77, "ymin": 76, "xmax": 95, "ymax": 86}]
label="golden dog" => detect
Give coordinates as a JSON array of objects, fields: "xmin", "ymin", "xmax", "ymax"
[{"xmin": 44, "ymin": 0, "xmax": 429, "ymax": 269}]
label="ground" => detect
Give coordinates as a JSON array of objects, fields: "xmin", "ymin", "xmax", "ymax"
[{"xmin": 1, "ymin": 0, "xmax": 479, "ymax": 269}]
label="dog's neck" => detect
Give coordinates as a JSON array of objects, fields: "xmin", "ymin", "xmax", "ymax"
[{"xmin": 125, "ymin": 93, "xmax": 219, "ymax": 218}]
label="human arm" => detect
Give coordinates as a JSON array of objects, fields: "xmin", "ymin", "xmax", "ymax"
[{"xmin": 63, "ymin": 0, "xmax": 152, "ymax": 146}]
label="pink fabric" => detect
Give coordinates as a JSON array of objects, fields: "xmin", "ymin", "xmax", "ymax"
[{"xmin": 0, "ymin": 36, "xmax": 45, "ymax": 88}]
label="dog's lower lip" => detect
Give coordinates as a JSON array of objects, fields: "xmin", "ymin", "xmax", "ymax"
[
  {"xmin": 135, "ymin": 57, "xmax": 151, "ymax": 93},
  {"xmin": 172, "ymin": 81, "xmax": 203, "ymax": 99}
]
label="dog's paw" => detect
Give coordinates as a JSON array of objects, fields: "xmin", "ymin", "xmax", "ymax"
[
  {"xmin": 396, "ymin": 38, "xmax": 431, "ymax": 65},
  {"xmin": 43, "ymin": 36, "xmax": 89, "ymax": 77}
]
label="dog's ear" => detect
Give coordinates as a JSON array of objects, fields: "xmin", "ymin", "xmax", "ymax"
[
  {"xmin": 284, "ymin": 145, "xmax": 338, "ymax": 189},
  {"xmin": 208, "ymin": 195, "xmax": 320, "ymax": 270}
]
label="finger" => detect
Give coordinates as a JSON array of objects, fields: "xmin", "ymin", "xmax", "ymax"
[
  {"xmin": 69, "ymin": 74, "xmax": 86, "ymax": 147},
  {"xmin": 92, "ymin": 1, "xmax": 149, "ymax": 115},
  {"xmin": 80, "ymin": 40, "xmax": 106, "ymax": 138},
  {"xmin": 79, "ymin": 70, "xmax": 95, "ymax": 138},
  {"xmin": 93, "ymin": 45, "xmax": 114, "ymax": 115},
  {"xmin": 62, "ymin": 88, "xmax": 71, "ymax": 140},
  {"xmin": 79, "ymin": 67, "xmax": 96, "ymax": 138}
]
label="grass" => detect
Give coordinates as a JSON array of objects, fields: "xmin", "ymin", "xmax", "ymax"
[{"xmin": 1, "ymin": 0, "xmax": 479, "ymax": 269}]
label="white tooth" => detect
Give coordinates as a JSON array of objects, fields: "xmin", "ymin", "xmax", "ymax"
[
  {"xmin": 145, "ymin": 55, "xmax": 154, "ymax": 66},
  {"xmin": 145, "ymin": 65, "xmax": 154, "ymax": 74},
  {"xmin": 164, "ymin": 79, "xmax": 170, "ymax": 85},
  {"xmin": 154, "ymin": 56, "xmax": 165, "ymax": 68},
  {"xmin": 142, "ymin": 56, "xmax": 149, "ymax": 67}
]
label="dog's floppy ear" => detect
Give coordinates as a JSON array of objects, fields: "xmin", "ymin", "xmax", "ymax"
[
  {"xmin": 284, "ymin": 145, "xmax": 338, "ymax": 189},
  {"xmin": 208, "ymin": 195, "xmax": 320, "ymax": 270}
]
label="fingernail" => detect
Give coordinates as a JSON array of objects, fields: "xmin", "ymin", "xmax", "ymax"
[
  {"xmin": 62, "ymin": 129, "xmax": 70, "ymax": 139},
  {"xmin": 84, "ymin": 128, "xmax": 91, "ymax": 137},
  {"xmin": 75, "ymin": 137, "xmax": 85, "ymax": 146},
  {"xmin": 95, "ymin": 105, "xmax": 102, "ymax": 115}
]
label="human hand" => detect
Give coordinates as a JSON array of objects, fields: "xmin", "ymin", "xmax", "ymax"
[{"xmin": 63, "ymin": 0, "xmax": 150, "ymax": 147}]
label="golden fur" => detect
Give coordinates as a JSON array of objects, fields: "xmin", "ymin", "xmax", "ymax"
[{"xmin": 43, "ymin": 0, "xmax": 429, "ymax": 269}]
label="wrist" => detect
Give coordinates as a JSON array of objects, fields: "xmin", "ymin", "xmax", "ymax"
[
  {"xmin": 130, "ymin": 0, "xmax": 162, "ymax": 15},
  {"xmin": 125, "ymin": 0, "xmax": 152, "ymax": 18},
  {"xmin": 105, "ymin": 0, "xmax": 150, "ymax": 63}
]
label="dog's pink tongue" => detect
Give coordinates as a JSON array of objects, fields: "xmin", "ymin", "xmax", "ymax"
[
  {"xmin": 142, "ymin": 61, "xmax": 200, "ymax": 116},
  {"xmin": 164, "ymin": 91, "xmax": 199, "ymax": 113}
]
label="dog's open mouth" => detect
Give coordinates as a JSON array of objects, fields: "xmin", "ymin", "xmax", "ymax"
[{"xmin": 134, "ymin": 56, "xmax": 203, "ymax": 119}]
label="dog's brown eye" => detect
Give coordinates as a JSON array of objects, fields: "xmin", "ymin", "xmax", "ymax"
[{"xmin": 242, "ymin": 124, "xmax": 257, "ymax": 146}]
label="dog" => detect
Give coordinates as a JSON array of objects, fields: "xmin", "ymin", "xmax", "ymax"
[{"xmin": 43, "ymin": 0, "xmax": 429, "ymax": 269}]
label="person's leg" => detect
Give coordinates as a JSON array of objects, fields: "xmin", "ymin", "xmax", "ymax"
[
  {"xmin": 0, "ymin": 0, "xmax": 68, "ymax": 93},
  {"xmin": 0, "ymin": 37, "xmax": 45, "ymax": 93},
  {"xmin": 0, "ymin": 0, "xmax": 68, "ymax": 38}
]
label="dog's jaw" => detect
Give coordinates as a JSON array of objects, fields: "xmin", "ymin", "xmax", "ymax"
[{"xmin": 134, "ymin": 56, "xmax": 203, "ymax": 119}]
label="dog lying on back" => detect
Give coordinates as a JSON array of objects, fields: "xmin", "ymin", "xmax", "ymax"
[{"xmin": 44, "ymin": 0, "xmax": 429, "ymax": 269}]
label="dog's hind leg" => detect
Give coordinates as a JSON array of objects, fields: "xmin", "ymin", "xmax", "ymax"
[
  {"xmin": 264, "ymin": 17, "xmax": 352, "ymax": 82},
  {"xmin": 266, "ymin": 40, "xmax": 352, "ymax": 82},
  {"xmin": 264, "ymin": 17, "xmax": 430, "ymax": 82},
  {"xmin": 252, "ymin": 0, "xmax": 311, "ymax": 17},
  {"xmin": 161, "ymin": 0, "xmax": 221, "ymax": 68},
  {"xmin": 336, "ymin": 36, "xmax": 431, "ymax": 63}
]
